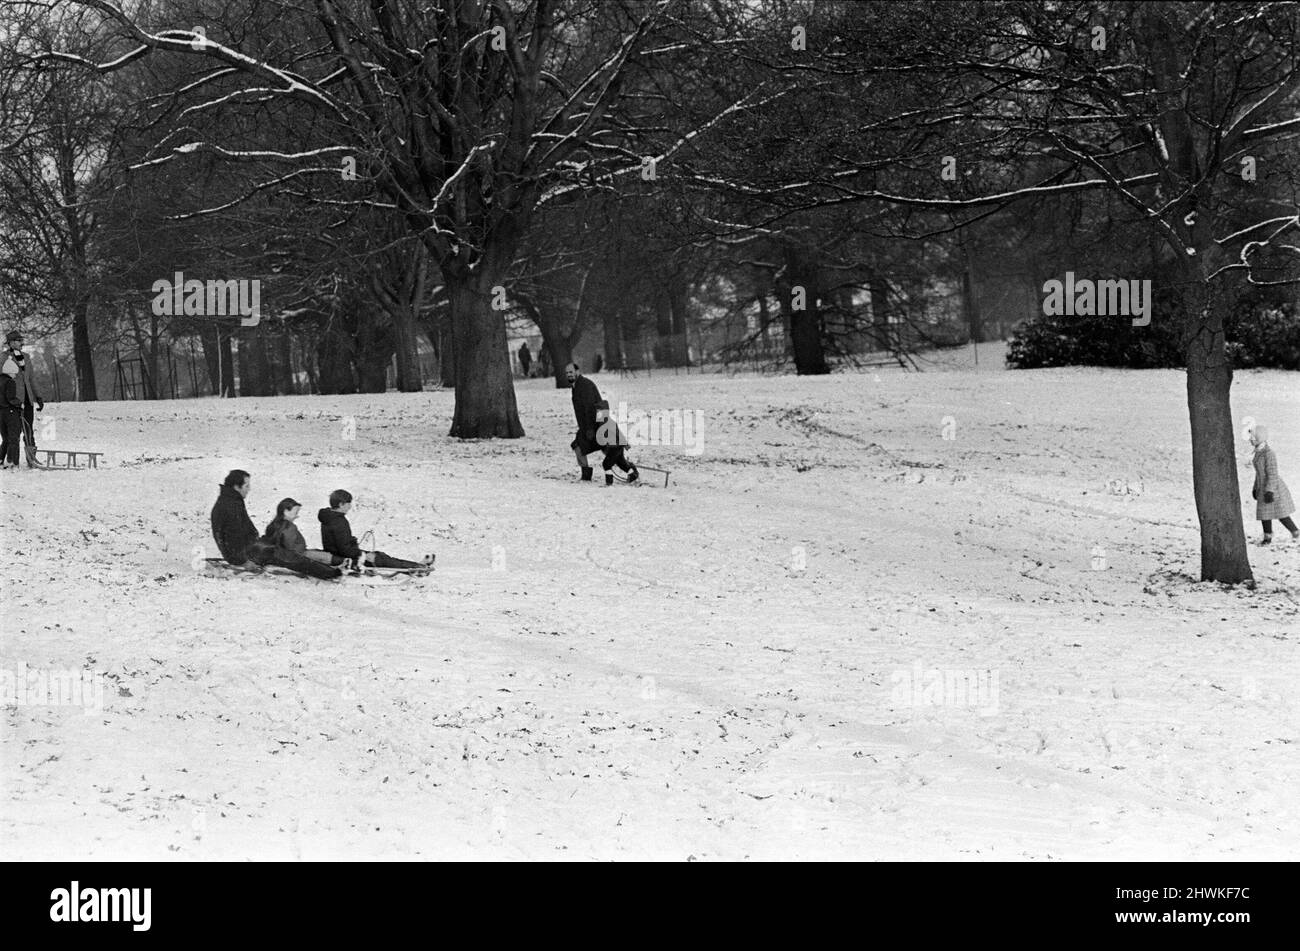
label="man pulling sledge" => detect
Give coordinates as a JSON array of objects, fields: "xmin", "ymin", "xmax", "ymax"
[{"xmin": 567, "ymin": 361, "xmax": 638, "ymax": 485}]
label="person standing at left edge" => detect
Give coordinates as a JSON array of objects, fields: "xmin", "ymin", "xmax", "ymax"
[{"xmin": 3, "ymin": 330, "xmax": 44, "ymax": 468}]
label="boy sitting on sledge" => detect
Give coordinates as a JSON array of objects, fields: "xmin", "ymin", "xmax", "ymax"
[{"xmin": 318, "ymin": 489, "xmax": 433, "ymax": 572}]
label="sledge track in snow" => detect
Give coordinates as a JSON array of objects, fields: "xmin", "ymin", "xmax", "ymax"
[{"xmin": 187, "ymin": 565, "xmax": 1232, "ymax": 845}]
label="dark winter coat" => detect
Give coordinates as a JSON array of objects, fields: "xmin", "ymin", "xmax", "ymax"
[
  {"xmin": 4, "ymin": 348, "xmax": 42, "ymax": 407},
  {"xmin": 319, "ymin": 507, "xmax": 363, "ymax": 560},
  {"xmin": 571, "ymin": 374, "xmax": 602, "ymax": 432},
  {"xmin": 211, "ymin": 484, "xmax": 259, "ymax": 564},
  {"xmin": 0, "ymin": 376, "xmax": 21, "ymax": 465},
  {"xmin": 263, "ymin": 518, "xmax": 309, "ymax": 553},
  {"xmin": 1, "ymin": 375, "xmax": 21, "ymax": 410},
  {"xmin": 1253, "ymin": 445, "xmax": 1295, "ymax": 520}
]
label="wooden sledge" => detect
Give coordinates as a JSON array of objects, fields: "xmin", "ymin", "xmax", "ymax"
[
  {"xmin": 202, "ymin": 557, "xmax": 410, "ymax": 585},
  {"xmin": 34, "ymin": 448, "xmax": 104, "ymax": 469},
  {"xmin": 614, "ymin": 465, "xmax": 671, "ymax": 487}
]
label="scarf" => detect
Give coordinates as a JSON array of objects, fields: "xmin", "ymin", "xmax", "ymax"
[{"xmin": 4, "ymin": 348, "xmax": 29, "ymax": 403}]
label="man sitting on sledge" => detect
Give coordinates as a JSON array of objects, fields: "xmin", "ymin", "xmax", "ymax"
[
  {"xmin": 210, "ymin": 470, "xmax": 342, "ymax": 580},
  {"xmin": 567, "ymin": 361, "xmax": 638, "ymax": 486}
]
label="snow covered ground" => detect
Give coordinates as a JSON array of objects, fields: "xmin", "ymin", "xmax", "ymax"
[{"xmin": 3, "ymin": 345, "xmax": 1298, "ymax": 860}]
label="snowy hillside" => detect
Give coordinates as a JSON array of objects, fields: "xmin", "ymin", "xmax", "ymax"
[{"xmin": 3, "ymin": 356, "xmax": 1298, "ymax": 860}]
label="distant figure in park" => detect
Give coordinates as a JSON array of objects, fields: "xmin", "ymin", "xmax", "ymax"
[
  {"xmin": 263, "ymin": 497, "xmax": 348, "ymax": 568},
  {"xmin": 318, "ymin": 489, "xmax": 433, "ymax": 571},
  {"xmin": 0, "ymin": 356, "xmax": 23, "ymax": 469},
  {"xmin": 4, "ymin": 330, "xmax": 44, "ymax": 467},
  {"xmin": 211, "ymin": 471, "xmax": 342, "ymax": 579},
  {"xmin": 1249, "ymin": 425, "xmax": 1298, "ymax": 545},
  {"xmin": 593, "ymin": 352, "xmax": 604, "ymax": 373},
  {"xmin": 518, "ymin": 342, "xmax": 532, "ymax": 378},
  {"xmin": 566, "ymin": 361, "xmax": 638, "ymax": 485}
]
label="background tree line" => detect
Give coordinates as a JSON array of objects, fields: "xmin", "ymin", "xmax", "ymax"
[{"xmin": 2, "ymin": 0, "xmax": 1298, "ymax": 580}]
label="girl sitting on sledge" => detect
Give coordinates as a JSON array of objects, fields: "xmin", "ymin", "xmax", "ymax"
[{"xmin": 264, "ymin": 498, "xmax": 352, "ymax": 568}]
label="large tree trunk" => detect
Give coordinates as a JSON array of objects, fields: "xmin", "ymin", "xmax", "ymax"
[
  {"xmin": 356, "ymin": 357, "xmax": 389, "ymax": 393},
  {"xmin": 445, "ymin": 262, "xmax": 524, "ymax": 437},
  {"xmin": 522, "ymin": 298, "xmax": 577, "ymax": 390},
  {"xmin": 147, "ymin": 310, "xmax": 164, "ymax": 399},
  {"xmin": 603, "ymin": 302, "xmax": 626, "ymax": 370},
  {"xmin": 543, "ymin": 331, "xmax": 573, "ymax": 389},
  {"xmin": 301, "ymin": 334, "xmax": 320, "ymax": 394},
  {"xmin": 652, "ymin": 272, "xmax": 689, "ymax": 367},
  {"xmin": 237, "ymin": 325, "xmax": 274, "ymax": 397},
  {"xmin": 438, "ymin": 315, "xmax": 456, "ymax": 388},
  {"xmin": 235, "ymin": 335, "xmax": 251, "ymax": 397},
  {"xmin": 274, "ymin": 327, "xmax": 295, "ymax": 395},
  {"xmin": 790, "ymin": 303, "xmax": 828, "ymax": 374},
  {"xmin": 669, "ymin": 274, "xmax": 691, "ymax": 365},
  {"xmin": 958, "ymin": 231, "xmax": 983, "ymax": 345},
  {"xmin": 198, "ymin": 325, "xmax": 220, "ymax": 394},
  {"xmin": 71, "ymin": 296, "xmax": 96, "ymax": 400},
  {"xmin": 371, "ymin": 266, "xmax": 425, "ymax": 392},
  {"xmin": 59, "ymin": 142, "xmax": 98, "ymax": 401},
  {"xmin": 779, "ymin": 251, "xmax": 829, "ymax": 375},
  {"xmin": 353, "ymin": 309, "xmax": 395, "ymax": 394},
  {"xmin": 316, "ymin": 319, "xmax": 357, "ymax": 395},
  {"xmin": 1184, "ymin": 283, "xmax": 1253, "ymax": 583},
  {"xmin": 219, "ymin": 327, "xmax": 235, "ymax": 397},
  {"xmin": 391, "ymin": 303, "xmax": 422, "ymax": 391},
  {"xmin": 1141, "ymin": 22, "xmax": 1253, "ymax": 584}
]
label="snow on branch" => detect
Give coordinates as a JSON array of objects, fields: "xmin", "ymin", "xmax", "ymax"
[
  {"xmin": 1216, "ymin": 215, "xmax": 1300, "ymax": 247},
  {"xmin": 57, "ymin": 0, "xmax": 347, "ymax": 122},
  {"xmin": 129, "ymin": 142, "xmax": 353, "ymax": 172},
  {"xmin": 160, "ymin": 167, "xmax": 350, "ymax": 220}
]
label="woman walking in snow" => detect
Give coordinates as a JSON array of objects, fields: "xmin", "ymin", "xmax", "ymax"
[{"xmin": 1249, "ymin": 425, "xmax": 1298, "ymax": 545}]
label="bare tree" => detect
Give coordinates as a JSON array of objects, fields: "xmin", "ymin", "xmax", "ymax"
[
  {"xmin": 696, "ymin": 1, "xmax": 1300, "ymax": 583},
  {"xmin": 0, "ymin": 6, "xmax": 132, "ymax": 398},
  {"xmin": 27, "ymin": 0, "xmax": 768, "ymax": 435}
]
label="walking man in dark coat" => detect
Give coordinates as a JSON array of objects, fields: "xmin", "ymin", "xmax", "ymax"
[
  {"xmin": 518, "ymin": 342, "xmax": 532, "ymax": 378},
  {"xmin": 210, "ymin": 470, "xmax": 341, "ymax": 579},
  {"xmin": 566, "ymin": 362, "xmax": 638, "ymax": 485},
  {"xmin": 3, "ymin": 331, "xmax": 44, "ymax": 467}
]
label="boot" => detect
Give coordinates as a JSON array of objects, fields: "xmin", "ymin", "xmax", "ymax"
[{"xmin": 580, "ymin": 467, "xmax": 593, "ymax": 482}]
